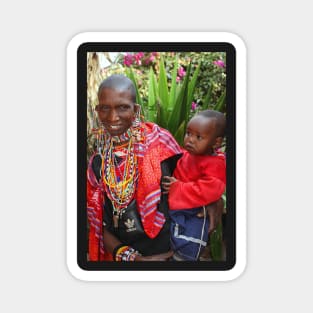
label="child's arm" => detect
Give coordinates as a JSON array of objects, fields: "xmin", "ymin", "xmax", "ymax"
[
  {"xmin": 167, "ymin": 156, "xmax": 226, "ymax": 210},
  {"xmin": 168, "ymin": 175, "xmax": 225, "ymax": 210},
  {"xmin": 161, "ymin": 176, "xmax": 177, "ymax": 194}
]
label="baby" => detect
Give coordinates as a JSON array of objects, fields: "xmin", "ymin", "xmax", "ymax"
[{"xmin": 162, "ymin": 110, "xmax": 226, "ymax": 261}]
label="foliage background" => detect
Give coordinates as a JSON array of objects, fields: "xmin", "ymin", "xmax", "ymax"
[{"xmin": 87, "ymin": 51, "xmax": 226, "ymax": 155}]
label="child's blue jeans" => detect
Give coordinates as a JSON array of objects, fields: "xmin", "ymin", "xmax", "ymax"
[{"xmin": 169, "ymin": 206, "xmax": 209, "ymax": 261}]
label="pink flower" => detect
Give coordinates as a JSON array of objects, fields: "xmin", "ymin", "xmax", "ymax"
[
  {"xmin": 137, "ymin": 52, "xmax": 144, "ymax": 58},
  {"xmin": 191, "ymin": 102, "xmax": 198, "ymax": 111},
  {"xmin": 144, "ymin": 53, "xmax": 156, "ymax": 65},
  {"xmin": 133, "ymin": 52, "xmax": 144, "ymax": 65},
  {"xmin": 178, "ymin": 66, "xmax": 186, "ymax": 77},
  {"xmin": 123, "ymin": 53, "xmax": 133, "ymax": 67},
  {"xmin": 213, "ymin": 60, "xmax": 225, "ymax": 68},
  {"xmin": 176, "ymin": 76, "xmax": 181, "ymax": 82}
]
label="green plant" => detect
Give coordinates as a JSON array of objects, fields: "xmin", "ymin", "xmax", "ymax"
[
  {"xmin": 126, "ymin": 56, "xmax": 201, "ymax": 145},
  {"xmin": 210, "ymin": 222, "xmax": 224, "ymax": 260}
]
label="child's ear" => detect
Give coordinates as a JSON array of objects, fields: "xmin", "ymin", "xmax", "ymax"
[{"xmin": 214, "ymin": 136, "xmax": 223, "ymax": 149}]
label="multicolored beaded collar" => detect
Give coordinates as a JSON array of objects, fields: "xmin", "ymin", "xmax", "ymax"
[{"xmin": 99, "ymin": 125, "xmax": 145, "ymax": 227}]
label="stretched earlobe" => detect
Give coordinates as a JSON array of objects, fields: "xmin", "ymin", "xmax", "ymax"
[
  {"xmin": 134, "ymin": 103, "xmax": 140, "ymax": 113},
  {"xmin": 132, "ymin": 104, "xmax": 142, "ymax": 128}
]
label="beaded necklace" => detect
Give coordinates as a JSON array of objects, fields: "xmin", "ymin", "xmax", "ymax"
[{"xmin": 101, "ymin": 131, "xmax": 139, "ymax": 227}]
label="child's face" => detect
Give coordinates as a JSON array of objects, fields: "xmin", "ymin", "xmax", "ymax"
[
  {"xmin": 184, "ymin": 115, "xmax": 218, "ymax": 155},
  {"xmin": 96, "ymin": 87, "xmax": 137, "ymax": 136}
]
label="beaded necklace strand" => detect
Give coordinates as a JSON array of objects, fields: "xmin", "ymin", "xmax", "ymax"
[{"xmin": 101, "ymin": 136, "xmax": 138, "ymax": 227}]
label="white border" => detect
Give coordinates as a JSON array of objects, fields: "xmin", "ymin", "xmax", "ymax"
[{"xmin": 66, "ymin": 32, "xmax": 246, "ymax": 281}]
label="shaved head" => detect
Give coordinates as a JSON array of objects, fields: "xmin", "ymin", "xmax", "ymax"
[{"xmin": 98, "ymin": 74, "xmax": 136, "ymax": 103}]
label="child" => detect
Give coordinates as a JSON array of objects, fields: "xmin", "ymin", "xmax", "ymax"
[{"xmin": 162, "ymin": 110, "xmax": 226, "ymax": 261}]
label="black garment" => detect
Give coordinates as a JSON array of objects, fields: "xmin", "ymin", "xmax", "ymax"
[
  {"xmin": 91, "ymin": 153, "xmax": 182, "ymax": 256},
  {"xmin": 103, "ymin": 197, "xmax": 171, "ymax": 256}
]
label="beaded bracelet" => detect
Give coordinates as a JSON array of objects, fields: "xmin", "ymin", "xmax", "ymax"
[{"xmin": 113, "ymin": 244, "xmax": 141, "ymax": 261}]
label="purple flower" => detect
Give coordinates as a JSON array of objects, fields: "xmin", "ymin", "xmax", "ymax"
[
  {"xmin": 191, "ymin": 102, "xmax": 198, "ymax": 111},
  {"xmin": 178, "ymin": 66, "xmax": 186, "ymax": 77},
  {"xmin": 213, "ymin": 60, "xmax": 225, "ymax": 68}
]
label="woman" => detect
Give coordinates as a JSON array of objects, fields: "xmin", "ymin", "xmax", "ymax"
[{"xmin": 87, "ymin": 74, "xmax": 222, "ymax": 261}]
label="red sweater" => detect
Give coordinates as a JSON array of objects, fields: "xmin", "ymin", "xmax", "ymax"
[{"xmin": 168, "ymin": 150, "xmax": 226, "ymax": 210}]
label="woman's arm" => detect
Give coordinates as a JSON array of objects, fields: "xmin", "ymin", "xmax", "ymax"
[
  {"xmin": 102, "ymin": 227, "xmax": 123, "ymax": 255},
  {"xmin": 196, "ymin": 198, "xmax": 224, "ymax": 234},
  {"xmin": 103, "ymin": 227, "xmax": 173, "ymax": 261},
  {"xmin": 135, "ymin": 250, "xmax": 173, "ymax": 261}
]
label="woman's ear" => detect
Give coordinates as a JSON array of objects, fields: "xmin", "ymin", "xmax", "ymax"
[{"xmin": 134, "ymin": 103, "xmax": 140, "ymax": 114}]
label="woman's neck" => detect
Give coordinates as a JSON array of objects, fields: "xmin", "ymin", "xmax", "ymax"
[{"xmin": 108, "ymin": 128, "xmax": 132, "ymax": 144}]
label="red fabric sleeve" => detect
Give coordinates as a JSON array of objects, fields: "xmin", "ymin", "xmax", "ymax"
[
  {"xmin": 87, "ymin": 158, "xmax": 112, "ymax": 261},
  {"xmin": 168, "ymin": 177, "xmax": 225, "ymax": 210}
]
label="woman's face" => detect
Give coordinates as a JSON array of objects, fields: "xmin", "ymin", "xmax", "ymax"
[{"xmin": 96, "ymin": 87, "xmax": 137, "ymax": 136}]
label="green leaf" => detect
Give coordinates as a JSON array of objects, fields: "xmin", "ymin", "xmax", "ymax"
[
  {"xmin": 214, "ymin": 90, "xmax": 226, "ymax": 112},
  {"xmin": 210, "ymin": 222, "xmax": 223, "ymax": 261},
  {"xmin": 178, "ymin": 63, "xmax": 192, "ymax": 130},
  {"xmin": 125, "ymin": 68, "xmax": 143, "ymax": 108},
  {"xmin": 147, "ymin": 68, "xmax": 157, "ymax": 122},
  {"xmin": 148, "ymin": 68, "xmax": 155, "ymax": 105},
  {"xmin": 158, "ymin": 56, "xmax": 169, "ymax": 111},
  {"xmin": 167, "ymin": 65, "xmax": 191, "ymax": 135},
  {"xmin": 158, "ymin": 103, "xmax": 168, "ymax": 129},
  {"xmin": 202, "ymin": 83, "xmax": 213, "ymax": 110},
  {"xmin": 153, "ymin": 71, "xmax": 159, "ymax": 96},
  {"xmin": 169, "ymin": 56, "xmax": 178, "ymax": 111},
  {"xmin": 174, "ymin": 121, "xmax": 186, "ymax": 146},
  {"xmin": 187, "ymin": 62, "xmax": 201, "ymax": 120}
]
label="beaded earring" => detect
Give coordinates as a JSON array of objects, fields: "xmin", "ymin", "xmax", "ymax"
[
  {"xmin": 132, "ymin": 105, "xmax": 141, "ymax": 128},
  {"xmin": 131, "ymin": 105, "xmax": 143, "ymax": 142}
]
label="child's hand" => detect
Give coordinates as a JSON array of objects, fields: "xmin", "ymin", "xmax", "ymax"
[{"xmin": 161, "ymin": 176, "xmax": 177, "ymax": 194}]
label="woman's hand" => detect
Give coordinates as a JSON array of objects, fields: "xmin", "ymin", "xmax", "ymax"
[
  {"xmin": 134, "ymin": 250, "xmax": 174, "ymax": 261},
  {"xmin": 161, "ymin": 176, "xmax": 177, "ymax": 194},
  {"xmin": 197, "ymin": 198, "xmax": 224, "ymax": 234}
]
